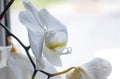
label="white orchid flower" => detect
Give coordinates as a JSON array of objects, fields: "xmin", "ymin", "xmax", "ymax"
[
  {"xmin": 19, "ymin": 0, "xmax": 71, "ymax": 69},
  {"xmin": 66, "ymin": 57, "xmax": 112, "ymax": 79},
  {"xmin": 0, "ymin": 48, "xmax": 62, "ymax": 79}
]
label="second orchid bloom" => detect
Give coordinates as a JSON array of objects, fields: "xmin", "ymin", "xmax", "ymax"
[{"xmin": 19, "ymin": 0, "xmax": 71, "ymax": 69}]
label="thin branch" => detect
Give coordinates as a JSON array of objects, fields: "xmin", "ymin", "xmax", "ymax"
[
  {"xmin": 37, "ymin": 67, "xmax": 77, "ymax": 79},
  {"xmin": 0, "ymin": 0, "xmax": 14, "ymax": 20},
  {"xmin": 38, "ymin": 70, "xmax": 51, "ymax": 76},
  {"xmin": 49, "ymin": 67, "xmax": 77, "ymax": 77},
  {"xmin": 47, "ymin": 76, "xmax": 50, "ymax": 79},
  {"xmin": 25, "ymin": 48, "xmax": 36, "ymax": 69},
  {"xmin": 32, "ymin": 70, "xmax": 38, "ymax": 79}
]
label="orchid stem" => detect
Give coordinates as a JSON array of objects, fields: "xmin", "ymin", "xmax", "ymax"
[
  {"xmin": 37, "ymin": 67, "xmax": 77, "ymax": 79},
  {"xmin": 38, "ymin": 70, "xmax": 51, "ymax": 76},
  {"xmin": 32, "ymin": 70, "xmax": 38, "ymax": 79},
  {"xmin": 49, "ymin": 67, "xmax": 77, "ymax": 77},
  {"xmin": 0, "ymin": 0, "xmax": 14, "ymax": 20}
]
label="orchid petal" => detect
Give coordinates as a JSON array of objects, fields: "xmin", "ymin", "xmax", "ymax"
[
  {"xmin": 66, "ymin": 58, "xmax": 112, "ymax": 79},
  {"xmin": 19, "ymin": 11, "xmax": 41, "ymax": 32},
  {"xmin": 28, "ymin": 31, "xmax": 45, "ymax": 69},
  {"xmin": 0, "ymin": 46, "xmax": 11, "ymax": 68},
  {"xmin": 43, "ymin": 45, "xmax": 62, "ymax": 66},
  {"xmin": 23, "ymin": 0, "xmax": 44, "ymax": 27},
  {"xmin": 82, "ymin": 57, "xmax": 112, "ymax": 79},
  {"xmin": 7, "ymin": 53, "xmax": 32, "ymax": 79},
  {"xmin": 23, "ymin": 0, "xmax": 38, "ymax": 16},
  {"xmin": 19, "ymin": 11, "xmax": 45, "ymax": 69},
  {"xmin": 38, "ymin": 9, "xmax": 67, "ymax": 32},
  {"xmin": 36, "ymin": 56, "xmax": 45, "ymax": 69}
]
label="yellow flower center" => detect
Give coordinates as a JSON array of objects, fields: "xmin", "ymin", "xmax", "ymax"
[{"xmin": 47, "ymin": 42, "xmax": 66, "ymax": 52}]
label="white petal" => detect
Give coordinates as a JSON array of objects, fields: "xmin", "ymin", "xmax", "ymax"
[
  {"xmin": 23, "ymin": 0, "xmax": 38, "ymax": 18},
  {"xmin": 19, "ymin": 11, "xmax": 45, "ymax": 69},
  {"xmin": 28, "ymin": 31, "xmax": 45, "ymax": 69},
  {"xmin": 36, "ymin": 56, "xmax": 45, "ymax": 70},
  {"xmin": 82, "ymin": 57, "xmax": 112, "ymax": 79},
  {"xmin": 19, "ymin": 11, "xmax": 40, "ymax": 32},
  {"xmin": 38, "ymin": 9, "xmax": 67, "ymax": 32},
  {"xmin": 0, "ymin": 46, "xmax": 11, "ymax": 68},
  {"xmin": 7, "ymin": 53, "xmax": 33, "ymax": 79},
  {"xmin": 43, "ymin": 45, "xmax": 62, "ymax": 67},
  {"xmin": 23, "ymin": 0, "xmax": 43, "ymax": 27}
]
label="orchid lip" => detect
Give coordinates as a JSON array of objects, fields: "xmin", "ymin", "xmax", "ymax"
[{"xmin": 54, "ymin": 47, "xmax": 72, "ymax": 55}]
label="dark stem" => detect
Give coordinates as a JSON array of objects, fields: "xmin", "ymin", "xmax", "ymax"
[
  {"xmin": 38, "ymin": 70, "xmax": 51, "ymax": 76},
  {"xmin": 32, "ymin": 70, "xmax": 52, "ymax": 79},
  {"xmin": 47, "ymin": 76, "xmax": 50, "ymax": 79},
  {"xmin": 25, "ymin": 47, "xmax": 36, "ymax": 69},
  {"xmin": 0, "ymin": 0, "xmax": 14, "ymax": 20},
  {"xmin": 38, "ymin": 70, "xmax": 52, "ymax": 79},
  {"xmin": 32, "ymin": 70, "xmax": 38, "ymax": 79}
]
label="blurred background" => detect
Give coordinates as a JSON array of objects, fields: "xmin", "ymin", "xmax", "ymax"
[{"xmin": 9, "ymin": 0, "xmax": 120, "ymax": 79}]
